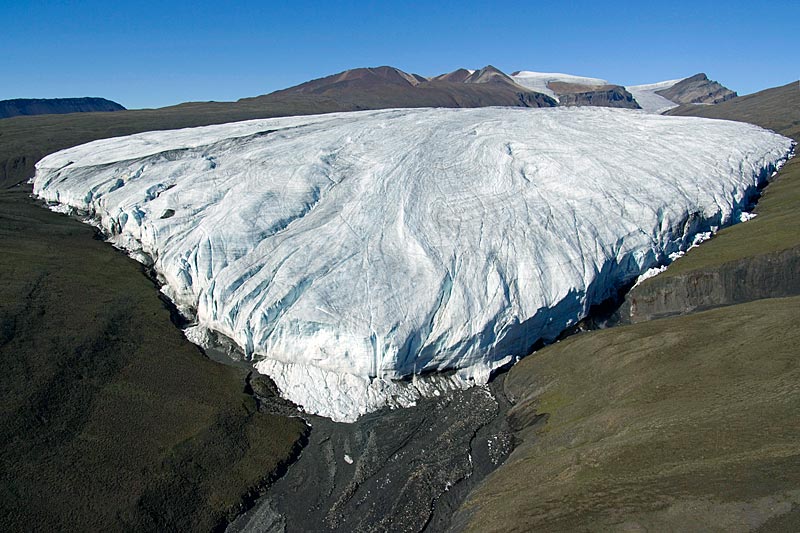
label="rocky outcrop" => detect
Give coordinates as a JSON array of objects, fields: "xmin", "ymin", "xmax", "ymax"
[
  {"xmin": 459, "ymin": 65, "xmax": 517, "ymax": 85},
  {"xmin": 656, "ymin": 73, "xmax": 737, "ymax": 105},
  {"xmin": 434, "ymin": 65, "xmax": 526, "ymax": 86},
  {"xmin": 621, "ymin": 245, "xmax": 800, "ymax": 323},
  {"xmin": 547, "ymin": 81, "xmax": 641, "ymax": 108},
  {"xmin": 0, "ymin": 97, "xmax": 125, "ymax": 119}
]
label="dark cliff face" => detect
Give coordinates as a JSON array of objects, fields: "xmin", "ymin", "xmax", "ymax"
[
  {"xmin": 656, "ymin": 73, "xmax": 737, "ymax": 105},
  {"xmin": 0, "ymin": 97, "xmax": 125, "ymax": 119},
  {"xmin": 621, "ymin": 246, "xmax": 800, "ymax": 323},
  {"xmin": 548, "ymin": 82, "xmax": 641, "ymax": 108}
]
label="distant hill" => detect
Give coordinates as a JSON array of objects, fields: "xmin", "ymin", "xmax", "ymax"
[
  {"xmin": 263, "ymin": 65, "xmax": 557, "ymax": 110},
  {"xmin": 655, "ymin": 73, "xmax": 737, "ymax": 105},
  {"xmin": 0, "ymin": 97, "xmax": 125, "ymax": 119}
]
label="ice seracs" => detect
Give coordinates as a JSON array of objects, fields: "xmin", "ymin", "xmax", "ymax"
[{"xmin": 33, "ymin": 107, "xmax": 794, "ymax": 421}]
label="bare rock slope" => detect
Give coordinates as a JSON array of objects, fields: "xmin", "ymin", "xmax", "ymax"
[
  {"xmin": 656, "ymin": 72, "xmax": 737, "ymax": 105},
  {"xmin": 265, "ymin": 65, "xmax": 557, "ymax": 109}
]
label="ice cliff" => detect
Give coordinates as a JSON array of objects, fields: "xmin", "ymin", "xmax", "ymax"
[{"xmin": 33, "ymin": 107, "xmax": 794, "ymax": 421}]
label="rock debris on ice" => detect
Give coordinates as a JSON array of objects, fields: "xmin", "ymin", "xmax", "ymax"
[{"xmin": 33, "ymin": 107, "xmax": 794, "ymax": 421}]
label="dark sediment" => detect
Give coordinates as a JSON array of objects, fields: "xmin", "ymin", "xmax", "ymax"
[
  {"xmin": 223, "ymin": 287, "xmax": 636, "ymax": 532},
  {"xmin": 227, "ymin": 375, "xmax": 514, "ymax": 533}
]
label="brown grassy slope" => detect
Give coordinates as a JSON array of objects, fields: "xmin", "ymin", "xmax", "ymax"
[
  {"xmin": 262, "ymin": 65, "xmax": 555, "ymax": 109},
  {"xmin": 457, "ymin": 297, "xmax": 800, "ymax": 532},
  {"xmin": 0, "ymin": 190, "xmax": 306, "ymax": 531}
]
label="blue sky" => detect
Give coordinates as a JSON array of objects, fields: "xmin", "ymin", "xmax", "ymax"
[{"xmin": 1, "ymin": 0, "xmax": 797, "ymax": 109}]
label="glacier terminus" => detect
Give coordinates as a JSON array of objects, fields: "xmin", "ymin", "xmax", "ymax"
[{"xmin": 33, "ymin": 107, "xmax": 794, "ymax": 421}]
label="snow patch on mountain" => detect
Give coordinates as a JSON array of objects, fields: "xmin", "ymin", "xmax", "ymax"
[{"xmin": 33, "ymin": 107, "xmax": 793, "ymax": 421}]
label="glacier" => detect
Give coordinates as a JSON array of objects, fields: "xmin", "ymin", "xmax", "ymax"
[
  {"xmin": 32, "ymin": 107, "xmax": 794, "ymax": 421},
  {"xmin": 625, "ymin": 78, "xmax": 685, "ymax": 114}
]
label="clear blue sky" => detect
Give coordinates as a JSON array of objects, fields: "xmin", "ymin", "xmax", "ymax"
[{"xmin": 1, "ymin": 0, "xmax": 797, "ymax": 109}]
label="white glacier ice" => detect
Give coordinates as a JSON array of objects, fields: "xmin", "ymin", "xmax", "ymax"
[
  {"xmin": 32, "ymin": 107, "xmax": 794, "ymax": 421},
  {"xmin": 625, "ymin": 78, "xmax": 686, "ymax": 114}
]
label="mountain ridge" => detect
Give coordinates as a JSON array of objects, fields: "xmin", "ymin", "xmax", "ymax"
[
  {"xmin": 656, "ymin": 72, "xmax": 737, "ymax": 104},
  {"xmin": 265, "ymin": 64, "xmax": 557, "ymax": 110},
  {"xmin": 0, "ymin": 97, "xmax": 125, "ymax": 119}
]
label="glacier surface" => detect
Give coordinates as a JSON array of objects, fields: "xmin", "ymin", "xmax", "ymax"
[{"xmin": 33, "ymin": 107, "xmax": 793, "ymax": 421}]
